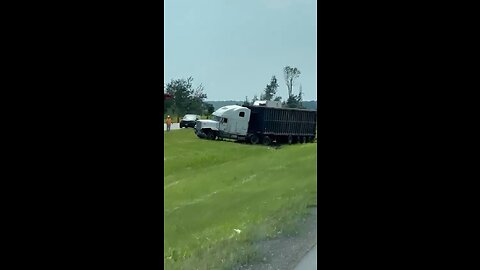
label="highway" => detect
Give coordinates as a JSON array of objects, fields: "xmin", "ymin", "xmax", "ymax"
[
  {"xmin": 293, "ymin": 244, "xmax": 317, "ymax": 270},
  {"xmin": 164, "ymin": 123, "xmax": 180, "ymax": 131}
]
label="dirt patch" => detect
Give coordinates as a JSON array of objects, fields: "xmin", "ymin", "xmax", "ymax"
[{"xmin": 234, "ymin": 206, "xmax": 317, "ymax": 270}]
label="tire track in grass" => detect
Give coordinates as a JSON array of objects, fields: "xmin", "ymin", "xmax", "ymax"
[
  {"xmin": 164, "ymin": 180, "xmax": 180, "ymax": 189},
  {"xmin": 167, "ymin": 162, "xmax": 316, "ymax": 269},
  {"xmin": 165, "ymin": 174, "xmax": 258, "ymax": 214},
  {"xmin": 165, "ymin": 190, "xmax": 220, "ymax": 214},
  {"xmin": 165, "ymin": 154, "xmax": 265, "ymax": 201},
  {"xmin": 166, "ymin": 148, "xmax": 309, "ymax": 205},
  {"xmin": 240, "ymin": 174, "xmax": 256, "ymax": 184},
  {"xmin": 166, "ymin": 149, "xmax": 312, "ymax": 211}
]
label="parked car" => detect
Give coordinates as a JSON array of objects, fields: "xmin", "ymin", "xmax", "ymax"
[{"xmin": 180, "ymin": 114, "xmax": 200, "ymax": 128}]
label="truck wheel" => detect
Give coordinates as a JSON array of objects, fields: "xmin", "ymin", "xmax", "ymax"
[
  {"xmin": 207, "ymin": 131, "xmax": 216, "ymax": 140},
  {"xmin": 250, "ymin": 134, "xmax": 259, "ymax": 144},
  {"xmin": 262, "ymin": 136, "xmax": 271, "ymax": 146},
  {"xmin": 288, "ymin": 135, "xmax": 293, "ymax": 145}
]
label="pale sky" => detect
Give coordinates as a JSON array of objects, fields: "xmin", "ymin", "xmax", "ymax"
[{"xmin": 164, "ymin": 0, "xmax": 317, "ymax": 101}]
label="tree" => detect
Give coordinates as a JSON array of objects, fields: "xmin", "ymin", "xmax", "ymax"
[
  {"xmin": 283, "ymin": 66, "xmax": 301, "ymax": 97},
  {"xmin": 273, "ymin": 96, "xmax": 282, "ymax": 102},
  {"xmin": 242, "ymin": 96, "xmax": 250, "ymax": 106},
  {"xmin": 282, "ymin": 66, "xmax": 304, "ymax": 108},
  {"xmin": 297, "ymin": 84, "xmax": 304, "ymax": 108},
  {"xmin": 285, "ymin": 84, "xmax": 304, "ymax": 108},
  {"xmin": 164, "ymin": 77, "xmax": 207, "ymax": 116},
  {"xmin": 251, "ymin": 95, "xmax": 258, "ymax": 104},
  {"xmin": 203, "ymin": 103, "xmax": 215, "ymax": 115},
  {"xmin": 286, "ymin": 95, "xmax": 298, "ymax": 108},
  {"xmin": 188, "ymin": 83, "xmax": 208, "ymax": 114},
  {"xmin": 164, "ymin": 94, "xmax": 173, "ymax": 114},
  {"xmin": 166, "ymin": 77, "xmax": 194, "ymax": 116},
  {"xmin": 261, "ymin": 76, "xmax": 279, "ymax": 101}
]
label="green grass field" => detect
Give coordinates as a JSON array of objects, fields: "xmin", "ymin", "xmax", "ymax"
[{"xmin": 164, "ymin": 129, "xmax": 317, "ymax": 269}]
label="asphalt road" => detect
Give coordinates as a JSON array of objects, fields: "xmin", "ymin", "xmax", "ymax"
[
  {"xmin": 293, "ymin": 245, "xmax": 317, "ymax": 270},
  {"xmin": 164, "ymin": 123, "xmax": 180, "ymax": 131}
]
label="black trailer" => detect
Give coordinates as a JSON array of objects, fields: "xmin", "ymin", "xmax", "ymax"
[{"xmin": 245, "ymin": 106, "xmax": 317, "ymax": 145}]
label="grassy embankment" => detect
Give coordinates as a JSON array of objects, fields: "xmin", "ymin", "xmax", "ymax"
[{"xmin": 164, "ymin": 129, "xmax": 317, "ymax": 269}]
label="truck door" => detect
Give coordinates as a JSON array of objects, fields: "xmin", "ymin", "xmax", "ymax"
[
  {"xmin": 235, "ymin": 109, "xmax": 250, "ymax": 135},
  {"xmin": 219, "ymin": 117, "xmax": 228, "ymax": 133}
]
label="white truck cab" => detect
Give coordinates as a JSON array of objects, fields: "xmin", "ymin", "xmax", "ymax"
[{"xmin": 195, "ymin": 105, "xmax": 251, "ymax": 140}]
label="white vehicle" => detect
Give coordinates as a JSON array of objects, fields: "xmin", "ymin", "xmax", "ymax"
[
  {"xmin": 195, "ymin": 102, "xmax": 317, "ymax": 145},
  {"xmin": 253, "ymin": 100, "xmax": 282, "ymax": 108},
  {"xmin": 179, "ymin": 114, "xmax": 200, "ymax": 128}
]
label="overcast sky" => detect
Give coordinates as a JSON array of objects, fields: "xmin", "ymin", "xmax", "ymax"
[{"xmin": 164, "ymin": 0, "xmax": 317, "ymax": 101}]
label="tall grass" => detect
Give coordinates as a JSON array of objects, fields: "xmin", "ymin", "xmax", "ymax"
[{"xmin": 164, "ymin": 129, "xmax": 317, "ymax": 269}]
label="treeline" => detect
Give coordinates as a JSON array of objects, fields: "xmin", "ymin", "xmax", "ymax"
[
  {"xmin": 243, "ymin": 66, "xmax": 307, "ymax": 109},
  {"xmin": 164, "ymin": 77, "xmax": 214, "ymax": 117},
  {"xmin": 206, "ymin": 100, "xmax": 317, "ymax": 111},
  {"xmin": 164, "ymin": 65, "xmax": 313, "ymax": 116}
]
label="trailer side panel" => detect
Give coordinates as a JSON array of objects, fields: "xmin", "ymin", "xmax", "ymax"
[{"xmin": 246, "ymin": 106, "xmax": 316, "ymax": 137}]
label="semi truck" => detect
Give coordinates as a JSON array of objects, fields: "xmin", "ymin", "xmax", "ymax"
[{"xmin": 194, "ymin": 103, "xmax": 316, "ymax": 145}]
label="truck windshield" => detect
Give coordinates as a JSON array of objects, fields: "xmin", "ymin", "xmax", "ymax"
[{"xmin": 213, "ymin": 116, "xmax": 221, "ymax": 121}]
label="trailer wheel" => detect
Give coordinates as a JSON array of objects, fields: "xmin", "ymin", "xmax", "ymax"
[
  {"xmin": 262, "ymin": 136, "xmax": 272, "ymax": 146},
  {"xmin": 288, "ymin": 135, "xmax": 293, "ymax": 145},
  {"xmin": 250, "ymin": 134, "xmax": 259, "ymax": 144}
]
